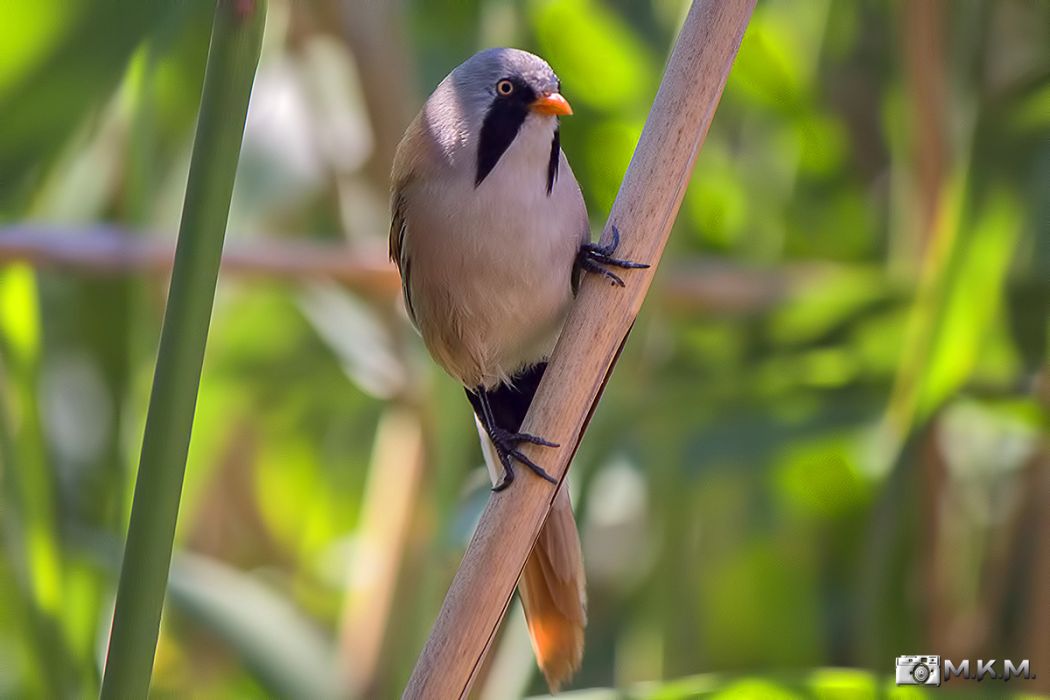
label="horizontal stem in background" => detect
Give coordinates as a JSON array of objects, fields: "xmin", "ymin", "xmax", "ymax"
[
  {"xmin": 0, "ymin": 224, "xmax": 831, "ymax": 315},
  {"xmin": 0, "ymin": 225, "xmax": 399, "ymax": 296},
  {"xmin": 99, "ymin": 2, "xmax": 266, "ymax": 697}
]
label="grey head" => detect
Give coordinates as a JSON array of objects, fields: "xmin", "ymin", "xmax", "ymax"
[
  {"xmin": 423, "ymin": 48, "xmax": 571, "ymax": 192},
  {"xmin": 449, "ymin": 48, "xmax": 561, "ymax": 105}
]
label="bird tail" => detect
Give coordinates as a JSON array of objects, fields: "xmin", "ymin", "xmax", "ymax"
[{"xmin": 475, "ymin": 417, "xmax": 587, "ymax": 692}]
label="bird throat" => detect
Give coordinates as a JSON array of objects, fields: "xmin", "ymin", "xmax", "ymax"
[{"xmin": 476, "ymin": 100, "xmax": 560, "ymax": 196}]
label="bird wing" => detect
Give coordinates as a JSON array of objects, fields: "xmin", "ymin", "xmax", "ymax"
[
  {"xmin": 388, "ymin": 182, "xmax": 408, "ymax": 270},
  {"xmin": 388, "ymin": 184, "xmax": 419, "ymax": 326}
]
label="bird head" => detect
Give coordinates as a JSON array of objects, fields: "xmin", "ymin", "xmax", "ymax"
[{"xmin": 421, "ymin": 48, "xmax": 572, "ymax": 187}]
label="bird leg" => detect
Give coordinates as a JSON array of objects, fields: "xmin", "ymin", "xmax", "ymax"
[
  {"xmin": 576, "ymin": 225, "xmax": 650, "ymax": 287},
  {"xmin": 476, "ymin": 387, "xmax": 559, "ymax": 491}
]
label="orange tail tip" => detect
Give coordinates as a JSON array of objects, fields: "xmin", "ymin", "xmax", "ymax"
[
  {"xmin": 519, "ymin": 489, "xmax": 587, "ymax": 692},
  {"xmin": 520, "ymin": 592, "xmax": 585, "ymax": 691}
]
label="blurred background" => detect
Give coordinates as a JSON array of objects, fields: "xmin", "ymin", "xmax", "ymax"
[{"xmin": 0, "ymin": 0, "xmax": 1047, "ymax": 697}]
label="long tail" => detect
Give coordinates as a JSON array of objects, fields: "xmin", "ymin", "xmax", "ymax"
[{"xmin": 471, "ymin": 364, "xmax": 586, "ymax": 691}]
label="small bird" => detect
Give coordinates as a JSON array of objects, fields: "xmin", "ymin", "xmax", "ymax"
[{"xmin": 389, "ymin": 48, "xmax": 645, "ymax": 690}]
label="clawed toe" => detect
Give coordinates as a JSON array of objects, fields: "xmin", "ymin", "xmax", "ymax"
[
  {"xmin": 579, "ymin": 225, "xmax": 650, "ymax": 286},
  {"xmin": 579, "ymin": 256, "xmax": 626, "ymax": 286},
  {"xmin": 507, "ymin": 447, "xmax": 557, "ymax": 483},
  {"xmin": 491, "ymin": 427, "xmax": 559, "ymax": 449},
  {"xmin": 492, "ymin": 466, "xmax": 514, "ymax": 491},
  {"xmin": 490, "ymin": 429, "xmax": 559, "ymax": 490}
]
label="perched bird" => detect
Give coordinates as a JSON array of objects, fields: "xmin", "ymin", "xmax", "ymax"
[{"xmin": 389, "ymin": 48, "xmax": 645, "ymax": 690}]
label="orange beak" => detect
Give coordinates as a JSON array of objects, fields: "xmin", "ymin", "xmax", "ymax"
[{"xmin": 530, "ymin": 92, "xmax": 573, "ymax": 117}]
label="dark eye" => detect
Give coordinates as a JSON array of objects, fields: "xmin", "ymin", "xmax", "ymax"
[{"xmin": 496, "ymin": 79, "xmax": 514, "ymax": 96}]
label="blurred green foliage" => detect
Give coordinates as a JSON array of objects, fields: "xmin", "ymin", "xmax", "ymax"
[{"xmin": 0, "ymin": 0, "xmax": 1047, "ymax": 697}]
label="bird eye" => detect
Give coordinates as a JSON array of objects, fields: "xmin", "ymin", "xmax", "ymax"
[{"xmin": 496, "ymin": 79, "xmax": 514, "ymax": 96}]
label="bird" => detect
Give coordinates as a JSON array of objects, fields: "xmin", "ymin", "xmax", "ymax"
[{"xmin": 389, "ymin": 47, "xmax": 646, "ymax": 691}]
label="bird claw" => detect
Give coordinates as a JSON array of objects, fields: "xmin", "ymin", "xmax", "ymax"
[
  {"xmin": 490, "ymin": 428, "xmax": 559, "ymax": 491},
  {"xmin": 578, "ymin": 225, "xmax": 650, "ymax": 286}
]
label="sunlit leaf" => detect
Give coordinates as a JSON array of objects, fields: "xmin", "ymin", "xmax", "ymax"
[
  {"xmin": 887, "ymin": 185, "xmax": 1022, "ymax": 440},
  {"xmin": 771, "ymin": 437, "xmax": 872, "ymax": 519},
  {"xmin": 530, "ymin": 0, "xmax": 657, "ymax": 112},
  {"xmin": 0, "ymin": 0, "xmax": 186, "ymax": 208}
]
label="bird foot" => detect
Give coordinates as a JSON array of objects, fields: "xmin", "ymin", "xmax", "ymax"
[
  {"xmin": 490, "ymin": 427, "xmax": 559, "ymax": 491},
  {"xmin": 577, "ymin": 225, "xmax": 650, "ymax": 287}
]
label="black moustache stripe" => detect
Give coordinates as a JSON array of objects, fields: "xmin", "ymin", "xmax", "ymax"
[
  {"xmin": 546, "ymin": 127, "xmax": 560, "ymax": 196},
  {"xmin": 475, "ymin": 98, "xmax": 529, "ymax": 187}
]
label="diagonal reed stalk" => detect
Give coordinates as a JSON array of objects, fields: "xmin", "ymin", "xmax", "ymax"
[{"xmin": 99, "ymin": 2, "xmax": 265, "ymax": 697}]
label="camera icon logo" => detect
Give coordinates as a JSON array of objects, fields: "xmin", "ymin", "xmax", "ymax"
[{"xmin": 896, "ymin": 655, "xmax": 942, "ymax": 686}]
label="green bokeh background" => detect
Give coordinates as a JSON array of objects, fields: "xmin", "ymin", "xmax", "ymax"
[{"xmin": 0, "ymin": 0, "xmax": 1046, "ymax": 697}]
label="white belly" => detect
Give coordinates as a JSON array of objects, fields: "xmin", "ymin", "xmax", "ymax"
[{"xmin": 402, "ymin": 127, "xmax": 588, "ymax": 389}]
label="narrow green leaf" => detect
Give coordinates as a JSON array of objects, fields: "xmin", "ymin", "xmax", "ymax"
[{"xmin": 99, "ymin": 2, "xmax": 266, "ymax": 697}]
